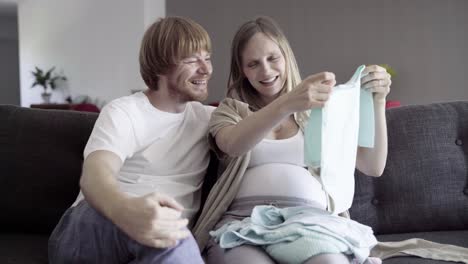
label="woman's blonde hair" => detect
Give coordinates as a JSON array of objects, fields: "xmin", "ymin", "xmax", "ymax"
[
  {"xmin": 227, "ymin": 16, "xmax": 301, "ymax": 111},
  {"xmin": 139, "ymin": 16, "xmax": 211, "ymax": 90}
]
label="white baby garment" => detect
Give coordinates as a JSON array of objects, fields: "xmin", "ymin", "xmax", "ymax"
[{"xmin": 304, "ymin": 65, "xmax": 374, "ymax": 214}]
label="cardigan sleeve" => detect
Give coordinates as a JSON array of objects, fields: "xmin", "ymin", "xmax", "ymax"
[{"xmin": 208, "ymin": 98, "xmax": 251, "ymax": 159}]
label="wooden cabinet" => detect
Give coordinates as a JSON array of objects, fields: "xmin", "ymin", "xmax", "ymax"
[
  {"xmin": 30, "ymin": 104, "xmax": 74, "ymax": 110},
  {"xmin": 30, "ymin": 103, "xmax": 100, "ymax": 112}
]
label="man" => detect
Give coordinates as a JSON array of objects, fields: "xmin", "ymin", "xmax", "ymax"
[{"xmin": 48, "ymin": 16, "xmax": 214, "ymax": 263}]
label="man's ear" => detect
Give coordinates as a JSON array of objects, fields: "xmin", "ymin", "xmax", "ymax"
[
  {"xmin": 157, "ymin": 74, "xmax": 169, "ymax": 88},
  {"xmin": 158, "ymin": 73, "xmax": 166, "ymax": 80}
]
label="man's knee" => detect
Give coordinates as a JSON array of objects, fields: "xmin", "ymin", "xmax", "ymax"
[
  {"xmin": 175, "ymin": 234, "xmax": 203, "ymax": 257},
  {"xmin": 137, "ymin": 233, "xmax": 203, "ymax": 264},
  {"xmin": 48, "ymin": 202, "xmax": 129, "ymax": 264},
  {"xmin": 205, "ymin": 241, "xmax": 275, "ymax": 264}
]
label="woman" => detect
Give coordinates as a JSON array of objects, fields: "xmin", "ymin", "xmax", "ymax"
[{"xmin": 194, "ymin": 16, "xmax": 391, "ymax": 264}]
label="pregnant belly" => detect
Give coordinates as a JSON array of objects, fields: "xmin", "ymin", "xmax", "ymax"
[{"xmin": 235, "ymin": 163, "xmax": 327, "ymax": 209}]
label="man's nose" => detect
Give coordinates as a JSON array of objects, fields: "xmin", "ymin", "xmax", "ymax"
[{"xmin": 198, "ymin": 60, "xmax": 212, "ymax": 75}]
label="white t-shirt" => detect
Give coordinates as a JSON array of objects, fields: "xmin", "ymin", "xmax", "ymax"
[{"xmin": 73, "ymin": 92, "xmax": 214, "ymax": 221}]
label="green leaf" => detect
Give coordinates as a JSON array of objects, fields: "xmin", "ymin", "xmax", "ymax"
[
  {"xmin": 379, "ymin": 64, "xmax": 397, "ymax": 78},
  {"xmin": 30, "ymin": 66, "xmax": 66, "ymax": 90}
]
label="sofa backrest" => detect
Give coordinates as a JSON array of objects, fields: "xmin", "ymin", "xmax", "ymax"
[
  {"xmin": 0, "ymin": 104, "xmax": 220, "ymax": 235},
  {"xmin": 0, "ymin": 105, "xmax": 98, "ymax": 234},
  {"xmin": 350, "ymin": 101, "xmax": 468, "ymax": 234},
  {"xmin": 3, "ymin": 101, "xmax": 467, "ymax": 236}
]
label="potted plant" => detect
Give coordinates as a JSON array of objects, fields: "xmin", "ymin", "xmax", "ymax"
[
  {"xmin": 379, "ymin": 64, "xmax": 396, "ymax": 79},
  {"xmin": 31, "ymin": 66, "xmax": 67, "ymax": 103}
]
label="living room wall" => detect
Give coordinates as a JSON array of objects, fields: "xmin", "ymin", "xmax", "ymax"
[
  {"xmin": 17, "ymin": 0, "xmax": 165, "ymax": 107},
  {"xmin": 168, "ymin": 0, "xmax": 468, "ymax": 106},
  {"xmin": 0, "ymin": 10, "xmax": 20, "ymax": 105},
  {"xmin": 15, "ymin": 0, "xmax": 467, "ymax": 107}
]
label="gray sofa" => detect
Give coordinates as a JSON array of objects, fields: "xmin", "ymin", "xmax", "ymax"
[
  {"xmin": 351, "ymin": 101, "xmax": 468, "ymax": 263},
  {"xmin": 0, "ymin": 101, "xmax": 467, "ymax": 263}
]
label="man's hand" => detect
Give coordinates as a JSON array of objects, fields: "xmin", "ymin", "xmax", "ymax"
[{"xmin": 112, "ymin": 192, "xmax": 191, "ymax": 248}]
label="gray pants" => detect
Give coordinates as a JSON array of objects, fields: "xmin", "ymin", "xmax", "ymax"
[
  {"xmin": 204, "ymin": 196, "xmax": 323, "ymax": 264},
  {"xmin": 48, "ymin": 200, "xmax": 204, "ymax": 264}
]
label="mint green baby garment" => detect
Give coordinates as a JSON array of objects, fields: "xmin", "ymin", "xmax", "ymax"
[
  {"xmin": 210, "ymin": 205, "xmax": 377, "ymax": 264},
  {"xmin": 304, "ymin": 65, "xmax": 374, "ymax": 214}
]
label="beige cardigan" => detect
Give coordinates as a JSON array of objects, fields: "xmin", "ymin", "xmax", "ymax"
[{"xmin": 192, "ymin": 98, "xmax": 468, "ymax": 262}]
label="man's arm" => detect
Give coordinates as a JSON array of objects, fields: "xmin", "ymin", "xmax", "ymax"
[
  {"xmin": 80, "ymin": 150, "xmax": 126, "ymax": 219},
  {"xmin": 80, "ymin": 150, "xmax": 191, "ymax": 248}
]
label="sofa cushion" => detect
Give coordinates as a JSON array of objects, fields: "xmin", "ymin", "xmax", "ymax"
[
  {"xmin": 0, "ymin": 105, "xmax": 98, "ymax": 234},
  {"xmin": 376, "ymin": 230, "xmax": 468, "ymax": 264},
  {"xmin": 351, "ymin": 102, "xmax": 468, "ymax": 234},
  {"xmin": 0, "ymin": 233, "xmax": 48, "ymax": 264}
]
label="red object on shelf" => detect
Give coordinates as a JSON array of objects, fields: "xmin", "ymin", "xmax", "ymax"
[
  {"xmin": 386, "ymin": 100, "xmax": 401, "ymax": 109},
  {"xmin": 71, "ymin": 103, "xmax": 100, "ymax": 113}
]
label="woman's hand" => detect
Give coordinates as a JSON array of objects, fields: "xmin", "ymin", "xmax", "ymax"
[
  {"xmin": 361, "ymin": 65, "xmax": 391, "ymax": 103},
  {"xmin": 281, "ymin": 71, "xmax": 336, "ymax": 113}
]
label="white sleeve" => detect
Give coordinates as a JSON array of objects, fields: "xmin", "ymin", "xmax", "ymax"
[
  {"xmin": 84, "ymin": 103, "xmax": 136, "ymax": 162},
  {"xmin": 204, "ymin": 105, "xmax": 216, "ymax": 118}
]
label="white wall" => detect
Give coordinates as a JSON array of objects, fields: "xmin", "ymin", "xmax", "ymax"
[
  {"xmin": 144, "ymin": 0, "xmax": 165, "ymax": 29},
  {"xmin": 18, "ymin": 0, "xmax": 165, "ymax": 107}
]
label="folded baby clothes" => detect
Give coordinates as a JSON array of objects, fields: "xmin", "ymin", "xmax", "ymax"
[{"xmin": 210, "ymin": 205, "xmax": 377, "ymax": 264}]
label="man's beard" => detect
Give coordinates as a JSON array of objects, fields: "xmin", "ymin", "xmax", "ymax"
[{"xmin": 168, "ymin": 83, "xmax": 208, "ymax": 103}]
